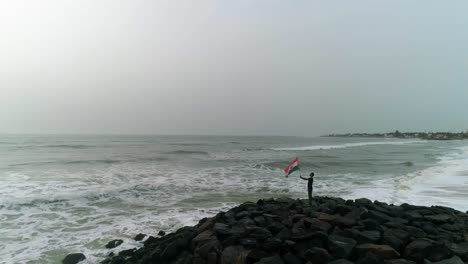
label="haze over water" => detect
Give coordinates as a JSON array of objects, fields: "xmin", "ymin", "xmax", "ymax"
[{"xmin": 1, "ymin": 135, "xmax": 467, "ymax": 263}]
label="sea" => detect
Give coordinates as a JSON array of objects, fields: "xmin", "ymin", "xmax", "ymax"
[{"xmin": 1, "ymin": 135, "xmax": 467, "ymax": 263}]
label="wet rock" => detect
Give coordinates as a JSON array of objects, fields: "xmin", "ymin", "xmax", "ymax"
[
  {"xmin": 368, "ymin": 210, "xmax": 394, "ymax": 223},
  {"xmin": 281, "ymin": 252, "xmax": 302, "ymax": 264},
  {"xmin": 356, "ymin": 252, "xmax": 384, "ymax": 264},
  {"xmin": 249, "ymin": 227, "xmax": 273, "ymax": 240},
  {"xmin": 158, "ymin": 230, "xmax": 166, "ymax": 236},
  {"xmin": 246, "ymin": 249, "xmax": 269, "ymax": 262},
  {"xmin": 424, "ymin": 255, "xmax": 464, "ymax": 264},
  {"xmin": 356, "ymin": 243, "xmax": 400, "ymax": 259},
  {"xmin": 134, "ymin": 233, "xmax": 146, "ymax": 241},
  {"xmin": 213, "ymin": 223, "xmax": 232, "ymax": 236},
  {"xmin": 304, "ymin": 247, "xmax": 331, "ymax": 264},
  {"xmin": 105, "ymin": 239, "xmax": 123, "ymax": 249},
  {"xmin": 425, "ymin": 214, "xmax": 454, "ymax": 224},
  {"xmin": 384, "ymin": 259, "xmax": 416, "ymax": 264},
  {"xmin": 449, "ymin": 242, "xmax": 468, "ymax": 261},
  {"xmin": 62, "ymin": 253, "xmax": 86, "ymax": 264},
  {"xmin": 355, "ymin": 198, "xmax": 373, "ymax": 207},
  {"xmin": 195, "ymin": 239, "xmax": 222, "ymax": 258},
  {"xmin": 328, "ymin": 235, "xmax": 357, "ymax": 259},
  {"xmin": 221, "ymin": 245, "xmax": 246, "ymax": 264},
  {"xmin": 197, "ymin": 217, "xmax": 216, "ymax": 234},
  {"xmin": 355, "ymin": 230, "xmax": 381, "ymax": 244},
  {"xmin": 118, "ymin": 249, "xmax": 135, "ymax": 258},
  {"xmin": 329, "ymin": 259, "xmax": 355, "ymax": 264},
  {"xmin": 192, "ymin": 230, "xmax": 215, "ymax": 247},
  {"xmin": 275, "ymin": 228, "xmax": 292, "ymax": 241},
  {"xmin": 240, "ymin": 238, "xmax": 258, "ymax": 248},
  {"xmin": 263, "ymin": 237, "xmax": 283, "ymax": 251},
  {"xmin": 404, "ymin": 238, "xmax": 452, "ymax": 263},
  {"xmin": 256, "ymin": 254, "xmax": 285, "ymax": 264}
]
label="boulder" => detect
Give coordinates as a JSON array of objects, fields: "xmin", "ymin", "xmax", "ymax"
[
  {"xmin": 62, "ymin": 253, "xmax": 86, "ymax": 264},
  {"xmin": 158, "ymin": 230, "xmax": 166, "ymax": 236},
  {"xmin": 105, "ymin": 239, "xmax": 123, "ymax": 249},
  {"xmin": 134, "ymin": 233, "xmax": 146, "ymax": 241},
  {"xmin": 192, "ymin": 230, "xmax": 215, "ymax": 247},
  {"xmin": 423, "ymin": 256, "xmax": 464, "ymax": 264},
  {"xmin": 246, "ymin": 249, "xmax": 269, "ymax": 262},
  {"xmin": 355, "ymin": 230, "xmax": 381, "ymax": 244},
  {"xmin": 404, "ymin": 238, "xmax": 452, "ymax": 262},
  {"xmin": 304, "ymin": 247, "xmax": 331, "ymax": 264},
  {"xmin": 249, "ymin": 227, "xmax": 273, "ymax": 240},
  {"xmin": 213, "ymin": 223, "xmax": 232, "ymax": 236},
  {"xmin": 328, "ymin": 235, "xmax": 357, "ymax": 259},
  {"xmin": 449, "ymin": 242, "xmax": 468, "ymax": 261},
  {"xmin": 281, "ymin": 252, "xmax": 302, "ymax": 264},
  {"xmin": 368, "ymin": 210, "xmax": 394, "ymax": 223},
  {"xmin": 356, "ymin": 252, "xmax": 384, "ymax": 264},
  {"xmin": 356, "ymin": 243, "xmax": 400, "ymax": 259},
  {"xmin": 318, "ymin": 212, "xmax": 337, "ymax": 222},
  {"xmin": 424, "ymin": 215, "xmax": 454, "ymax": 224},
  {"xmin": 262, "ymin": 237, "xmax": 283, "ymax": 251},
  {"xmin": 256, "ymin": 255, "xmax": 285, "ymax": 264},
  {"xmin": 240, "ymin": 238, "xmax": 258, "ymax": 248},
  {"xmin": 195, "ymin": 239, "xmax": 222, "ymax": 258},
  {"xmin": 329, "ymin": 259, "xmax": 355, "ymax": 264},
  {"xmin": 221, "ymin": 246, "xmax": 246, "ymax": 264},
  {"xmin": 197, "ymin": 217, "xmax": 216, "ymax": 234},
  {"xmin": 385, "ymin": 259, "xmax": 416, "ymax": 264}
]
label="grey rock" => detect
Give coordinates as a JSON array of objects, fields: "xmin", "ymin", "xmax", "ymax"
[
  {"xmin": 304, "ymin": 247, "xmax": 330, "ymax": 264},
  {"xmin": 424, "ymin": 256, "xmax": 464, "ymax": 264},
  {"xmin": 356, "ymin": 243, "xmax": 400, "ymax": 259},
  {"xmin": 256, "ymin": 254, "xmax": 285, "ymax": 264},
  {"xmin": 134, "ymin": 233, "xmax": 146, "ymax": 241},
  {"xmin": 404, "ymin": 238, "xmax": 452, "ymax": 262},
  {"xmin": 105, "ymin": 239, "xmax": 123, "ymax": 249},
  {"xmin": 62, "ymin": 253, "xmax": 86, "ymax": 264},
  {"xmin": 356, "ymin": 230, "xmax": 381, "ymax": 244},
  {"xmin": 384, "ymin": 259, "xmax": 416, "ymax": 264},
  {"xmin": 328, "ymin": 235, "xmax": 357, "ymax": 259},
  {"xmin": 329, "ymin": 259, "xmax": 355, "ymax": 264},
  {"xmin": 221, "ymin": 246, "xmax": 246, "ymax": 264},
  {"xmin": 282, "ymin": 252, "xmax": 302, "ymax": 264}
]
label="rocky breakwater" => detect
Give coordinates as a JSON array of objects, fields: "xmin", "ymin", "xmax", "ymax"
[{"xmin": 100, "ymin": 197, "xmax": 468, "ymax": 264}]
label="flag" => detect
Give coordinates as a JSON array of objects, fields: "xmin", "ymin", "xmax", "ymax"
[{"xmin": 284, "ymin": 157, "xmax": 299, "ymax": 177}]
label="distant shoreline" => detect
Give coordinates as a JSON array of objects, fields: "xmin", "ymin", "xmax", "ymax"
[{"xmin": 325, "ymin": 131, "xmax": 468, "ymax": 141}]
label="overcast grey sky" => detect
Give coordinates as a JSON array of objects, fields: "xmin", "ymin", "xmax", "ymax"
[{"xmin": 1, "ymin": 1, "xmax": 467, "ymax": 136}]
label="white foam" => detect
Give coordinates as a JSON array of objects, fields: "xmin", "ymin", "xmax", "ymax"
[
  {"xmin": 392, "ymin": 145, "xmax": 468, "ymax": 211},
  {"xmin": 271, "ymin": 140, "xmax": 427, "ymax": 151}
]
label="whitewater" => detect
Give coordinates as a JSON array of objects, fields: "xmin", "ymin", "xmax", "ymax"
[{"xmin": 0, "ymin": 135, "xmax": 467, "ymax": 263}]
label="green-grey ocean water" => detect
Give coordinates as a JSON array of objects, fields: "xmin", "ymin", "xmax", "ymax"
[{"xmin": 0, "ymin": 135, "xmax": 467, "ymax": 263}]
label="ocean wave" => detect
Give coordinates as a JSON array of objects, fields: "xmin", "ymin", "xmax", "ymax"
[
  {"xmin": 168, "ymin": 143, "xmax": 210, "ymax": 146},
  {"xmin": 164, "ymin": 150, "xmax": 209, "ymax": 155},
  {"xmin": 271, "ymin": 140, "xmax": 427, "ymax": 151},
  {"xmin": 14, "ymin": 144, "xmax": 92, "ymax": 150},
  {"xmin": 393, "ymin": 145, "xmax": 468, "ymax": 210},
  {"xmin": 10, "ymin": 157, "xmax": 168, "ymax": 167}
]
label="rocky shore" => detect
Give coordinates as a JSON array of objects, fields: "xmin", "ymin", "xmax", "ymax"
[{"xmin": 68, "ymin": 196, "xmax": 468, "ymax": 264}]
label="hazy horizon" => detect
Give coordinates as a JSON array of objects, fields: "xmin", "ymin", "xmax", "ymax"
[{"xmin": 2, "ymin": 1, "xmax": 468, "ymax": 136}]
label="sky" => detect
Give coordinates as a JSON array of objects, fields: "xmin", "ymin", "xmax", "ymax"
[{"xmin": 1, "ymin": 1, "xmax": 468, "ymax": 136}]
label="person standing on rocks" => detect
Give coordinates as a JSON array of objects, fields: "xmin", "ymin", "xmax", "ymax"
[{"xmin": 300, "ymin": 172, "xmax": 314, "ymax": 209}]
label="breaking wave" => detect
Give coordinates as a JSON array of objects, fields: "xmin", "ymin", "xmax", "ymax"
[{"xmin": 271, "ymin": 140, "xmax": 427, "ymax": 151}]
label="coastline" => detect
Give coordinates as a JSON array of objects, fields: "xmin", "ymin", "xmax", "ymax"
[
  {"xmin": 325, "ymin": 131, "xmax": 468, "ymax": 141},
  {"xmin": 68, "ymin": 196, "xmax": 468, "ymax": 264}
]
